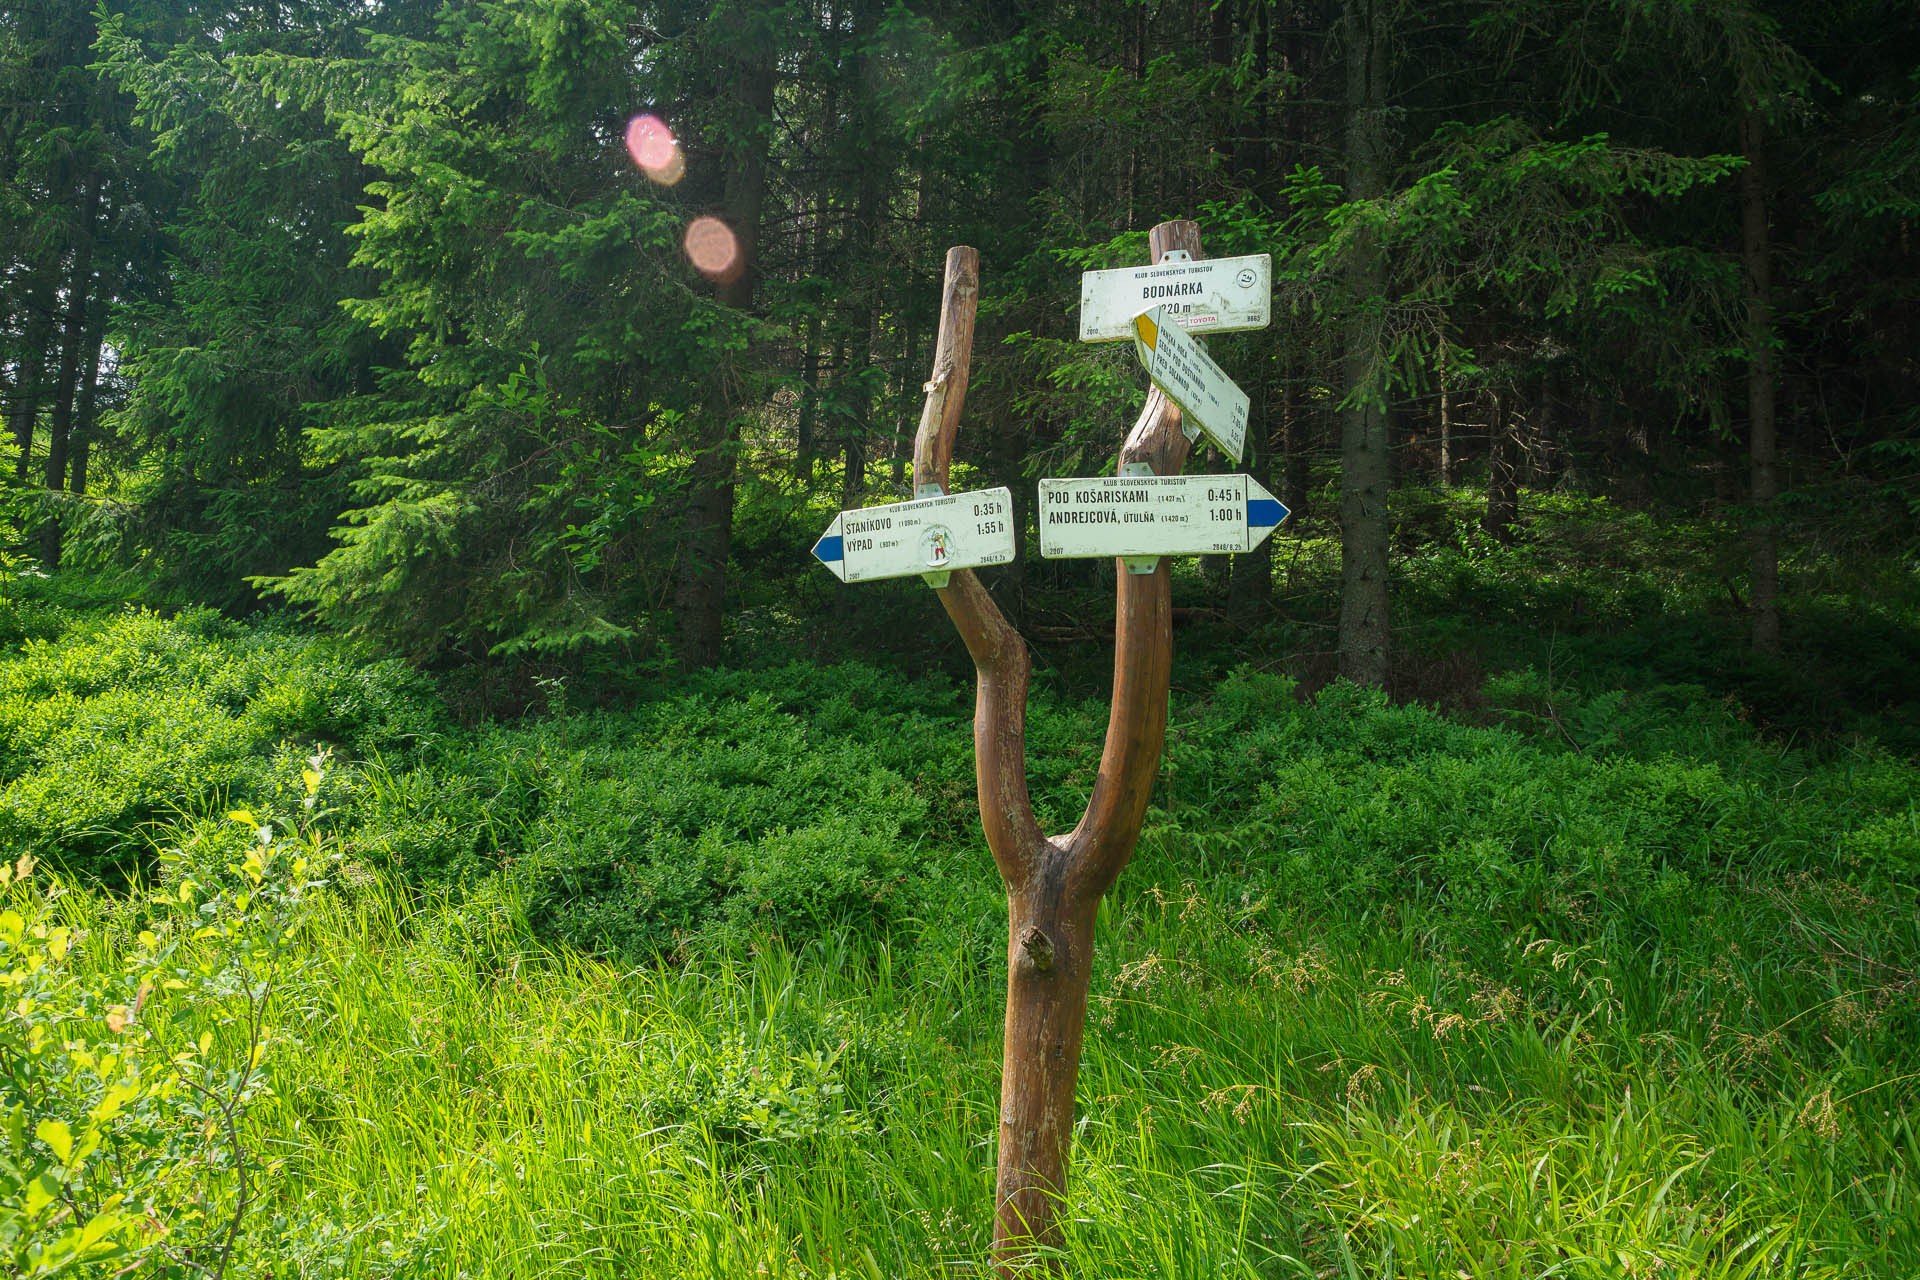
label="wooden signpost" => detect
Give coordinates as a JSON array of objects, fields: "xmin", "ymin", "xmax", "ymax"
[{"xmin": 811, "ymin": 222, "xmax": 1278, "ymax": 1272}]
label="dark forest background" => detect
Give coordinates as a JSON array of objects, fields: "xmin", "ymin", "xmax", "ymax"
[{"xmin": 4, "ymin": 0, "xmax": 1916, "ymax": 701}]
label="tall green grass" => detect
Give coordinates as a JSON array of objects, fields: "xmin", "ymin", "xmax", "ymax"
[
  {"xmin": 0, "ymin": 558, "xmax": 1914, "ymax": 1276},
  {"xmin": 65, "ymin": 848, "xmax": 1901, "ymax": 1277}
]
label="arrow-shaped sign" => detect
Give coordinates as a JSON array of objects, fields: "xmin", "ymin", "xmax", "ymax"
[
  {"xmin": 1038, "ymin": 473, "xmax": 1288, "ymax": 560},
  {"xmin": 1132, "ymin": 307, "xmax": 1249, "ymax": 464},
  {"xmin": 812, "ymin": 487, "xmax": 1016, "ymax": 584},
  {"xmin": 1079, "ymin": 253, "xmax": 1272, "ymax": 343}
]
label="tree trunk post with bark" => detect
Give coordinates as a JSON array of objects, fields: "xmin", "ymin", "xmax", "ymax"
[{"xmin": 910, "ymin": 223, "xmax": 1204, "ymax": 1273}]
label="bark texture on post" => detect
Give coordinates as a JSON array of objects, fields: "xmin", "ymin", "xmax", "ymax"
[{"xmin": 911, "ymin": 225, "xmax": 1202, "ymax": 1273}]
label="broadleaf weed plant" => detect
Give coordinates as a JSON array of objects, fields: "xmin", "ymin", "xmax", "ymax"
[{"xmin": 0, "ymin": 753, "xmax": 335, "ymax": 1277}]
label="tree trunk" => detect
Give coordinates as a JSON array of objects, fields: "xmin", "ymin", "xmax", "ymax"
[
  {"xmin": 8, "ymin": 267, "xmax": 58, "ymax": 482},
  {"xmin": 1483, "ymin": 391, "xmax": 1518, "ymax": 544},
  {"xmin": 1437, "ymin": 343, "xmax": 1454, "ymax": 486},
  {"xmin": 1282, "ymin": 375, "xmax": 1313, "ymax": 524},
  {"xmin": 988, "ymin": 233, "xmax": 1198, "ymax": 1269},
  {"xmin": 792, "ymin": 79, "xmax": 836, "ymax": 481},
  {"xmin": 1273, "ymin": 7, "xmax": 1311, "ymax": 531},
  {"xmin": 39, "ymin": 337, "xmax": 78, "ymax": 572},
  {"xmin": 1236, "ymin": 0, "xmax": 1272, "ymax": 194},
  {"xmin": 1742, "ymin": 109, "xmax": 1781, "ymax": 656},
  {"xmin": 1338, "ymin": 0, "xmax": 1391, "ymax": 687},
  {"xmin": 1602, "ymin": 389, "xmax": 1649, "ymax": 505},
  {"xmin": 795, "ymin": 315, "xmax": 822, "ymax": 477},
  {"xmin": 673, "ymin": 427, "xmax": 733, "ymax": 671},
  {"xmin": 892, "ymin": 311, "xmax": 915, "ymax": 487},
  {"xmin": 1232, "ymin": 384, "xmax": 1278, "ymax": 613},
  {"xmin": 841, "ymin": 424, "xmax": 863, "ymax": 512},
  {"xmin": 840, "ymin": 0, "xmax": 884, "ymax": 512},
  {"xmin": 1234, "ymin": 310, "xmax": 1286, "ymax": 614},
  {"xmin": 40, "ymin": 179, "xmax": 103, "ymax": 571},
  {"xmin": 1532, "ymin": 371, "xmax": 1560, "ymax": 490},
  {"xmin": 673, "ymin": 35, "xmax": 774, "ymax": 672},
  {"xmin": 1200, "ymin": 0, "xmax": 1238, "ymax": 603},
  {"xmin": 65, "ymin": 304, "xmax": 108, "ymax": 504}
]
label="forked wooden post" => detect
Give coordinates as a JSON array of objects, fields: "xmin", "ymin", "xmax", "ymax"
[{"xmin": 911, "ymin": 222, "xmax": 1204, "ymax": 1271}]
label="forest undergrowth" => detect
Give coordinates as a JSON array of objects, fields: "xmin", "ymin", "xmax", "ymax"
[{"xmin": 1, "ymin": 500, "xmax": 1916, "ymax": 1277}]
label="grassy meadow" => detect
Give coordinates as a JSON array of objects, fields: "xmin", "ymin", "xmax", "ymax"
[{"xmin": 2, "ymin": 493, "xmax": 1918, "ymax": 1277}]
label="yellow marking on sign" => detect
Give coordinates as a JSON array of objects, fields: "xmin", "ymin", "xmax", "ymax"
[{"xmin": 1132, "ymin": 311, "xmax": 1159, "ymax": 348}]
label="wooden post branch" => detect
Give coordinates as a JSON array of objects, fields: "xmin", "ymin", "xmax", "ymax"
[{"xmin": 911, "ymin": 224, "xmax": 1204, "ymax": 1272}]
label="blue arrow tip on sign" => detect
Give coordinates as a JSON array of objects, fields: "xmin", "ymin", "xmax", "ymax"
[
  {"xmin": 1247, "ymin": 498, "xmax": 1288, "ymax": 529},
  {"xmin": 813, "ymin": 535, "xmax": 845, "ymax": 564}
]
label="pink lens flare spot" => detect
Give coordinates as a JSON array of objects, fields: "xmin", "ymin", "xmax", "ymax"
[
  {"xmin": 683, "ymin": 217, "xmax": 743, "ymax": 282},
  {"xmin": 625, "ymin": 114, "xmax": 682, "ymax": 182},
  {"xmin": 646, "ymin": 148, "xmax": 686, "ymax": 186}
]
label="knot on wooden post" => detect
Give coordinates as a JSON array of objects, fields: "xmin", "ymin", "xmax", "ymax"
[{"xmin": 1020, "ymin": 926, "xmax": 1055, "ymax": 973}]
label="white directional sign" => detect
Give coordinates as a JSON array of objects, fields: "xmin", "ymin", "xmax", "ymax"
[
  {"xmin": 1131, "ymin": 307, "xmax": 1249, "ymax": 464},
  {"xmin": 1079, "ymin": 253, "xmax": 1271, "ymax": 343},
  {"xmin": 1038, "ymin": 473, "xmax": 1288, "ymax": 560},
  {"xmin": 811, "ymin": 487, "xmax": 1015, "ymax": 583}
]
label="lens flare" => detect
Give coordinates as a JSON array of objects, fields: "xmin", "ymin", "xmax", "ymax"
[
  {"xmin": 624, "ymin": 114, "xmax": 675, "ymax": 168},
  {"xmin": 683, "ymin": 216, "xmax": 743, "ymax": 283},
  {"xmin": 625, "ymin": 114, "xmax": 684, "ymax": 185}
]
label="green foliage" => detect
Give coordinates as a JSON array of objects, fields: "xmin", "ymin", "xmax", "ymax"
[
  {"xmin": 0, "ymin": 570, "xmax": 1912, "ymax": 1275},
  {"xmin": 5, "ymin": 581, "xmax": 1915, "ymax": 981},
  {"xmin": 1158, "ymin": 669, "xmax": 1794, "ymax": 920},
  {"xmin": 1, "ymin": 0, "xmax": 1912, "ymax": 680},
  {"xmin": 1273, "ymin": 118, "xmax": 1742, "ymax": 412},
  {"xmin": 5, "ymin": 0, "xmax": 1920, "ymax": 1267},
  {"xmin": 0, "ymin": 773, "xmax": 330, "ymax": 1277},
  {"xmin": 630, "ymin": 980, "xmax": 915, "ymax": 1153},
  {"xmin": 266, "ymin": 356, "xmax": 685, "ymax": 657},
  {"xmin": 233, "ymin": 0, "xmax": 781, "ymax": 658},
  {"xmin": 0, "ymin": 609, "xmax": 437, "ymax": 878},
  {"xmin": 68, "ymin": 2, "xmax": 380, "ymax": 605},
  {"xmin": 349, "ymin": 668, "xmax": 989, "ymax": 956}
]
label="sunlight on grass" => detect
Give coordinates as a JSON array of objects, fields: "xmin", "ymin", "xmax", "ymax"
[{"xmin": 205, "ymin": 859, "xmax": 1915, "ymax": 1278}]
